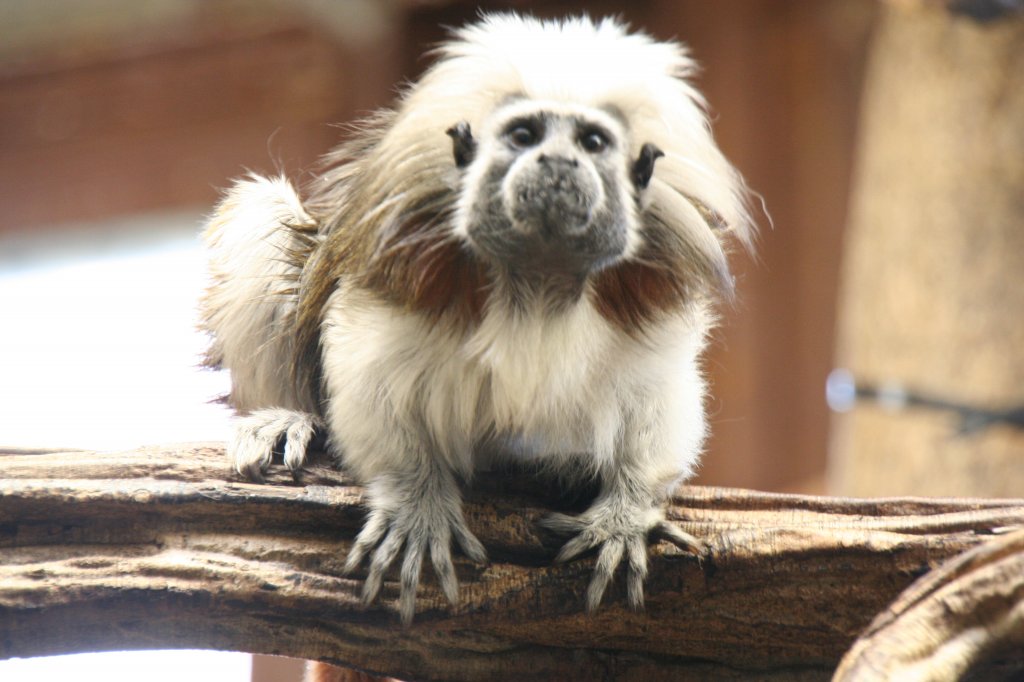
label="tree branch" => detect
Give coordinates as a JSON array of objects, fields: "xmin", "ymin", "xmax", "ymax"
[
  {"xmin": 835, "ymin": 527, "xmax": 1024, "ymax": 680},
  {"xmin": 1, "ymin": 444, "xmax": 1022, "ymax": 680}
]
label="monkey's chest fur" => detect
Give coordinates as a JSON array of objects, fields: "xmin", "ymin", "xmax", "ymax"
[{"xmin": 317, "ymin": 282, "xmax": 701, "ymax": 482}]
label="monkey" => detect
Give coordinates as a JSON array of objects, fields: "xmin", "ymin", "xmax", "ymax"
[{"xmin": 200, "ymin": 13, "xmax": 752, "ymax": 625}]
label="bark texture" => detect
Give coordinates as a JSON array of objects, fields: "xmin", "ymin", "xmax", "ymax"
[
  {"xmin": 1, "ymin": 444, "xmax": 1023, "ymax": 680},
  {"xmin": 836, "ymin": 527, "xmax": 1024, "ymax": 681}
]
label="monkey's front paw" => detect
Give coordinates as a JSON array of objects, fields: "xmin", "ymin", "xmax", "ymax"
[
  {"xmin": 230, "ymin": 409, "xmax": 322, "ymax": 481},
  {"xmin": 343, "ymin": 475, "xmax": 487, "ymax": 625},
  {"xmin": 542, "ymin": 504, "xmax": 705, "ymax": 612}
]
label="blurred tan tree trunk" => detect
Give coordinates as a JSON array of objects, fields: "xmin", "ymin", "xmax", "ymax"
[{"xmin": 831, "ymin": 0, "xmax": 1024, "ymax": 497}]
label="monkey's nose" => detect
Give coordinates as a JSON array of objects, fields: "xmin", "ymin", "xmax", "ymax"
[{"xmin": 537, "ymin": 154, "xmax": 579, "ymax": 169}]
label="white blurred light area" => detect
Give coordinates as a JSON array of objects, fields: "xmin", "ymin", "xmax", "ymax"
[
  {"xmin": 0, "ymin": 211, "xmax": 248, "ymax": 681},
  {"xmin": 0, "ymin": 210, "xmax": 232, "ymax": 449},
  {"xmin": 0, "ymin": 650, "xmax": 252, "ymax": 682}
]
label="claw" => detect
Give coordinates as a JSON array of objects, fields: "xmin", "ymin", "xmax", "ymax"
[
  {"xmin": 585, "ymin": 538, "xmax": 625, "ymax": 612},
  {"xmin": 539, "ymin": 512, "xmax": 581, "ymax": 535},
  {"xmin": 229, "ymin": 409, "xmax": 322, "ymax": 481},
  {"xmin": 541, "ymin": 512, "xmax": 599, "ymax": 563},
  {"xmin": 399, "ymin": 535, "xmax": 427, "ymax": 625},
  {"xmin": 454, "ymin": 523, "xmax": 488, "ymax": 564},
  {"xmin": 232, "ymin": 432, "xmax": 272, "ymax": 481},
  {"xmin": 240, "ymin": 462, "xmax": 266, "ymax": 483},
  {"xmin": 653, "ymin": 521, "xmax": 707, "ymax": 556},
  {"xmin": 555, "ymin": 530, "xmax": 597, "ymax": 563},
  {"xmin": 283, "ymin": 417, "xmax": 316, "ymax": 472},
  {"xmin": 625, "ymin": 536, "xmax": 648, "ymax": 610},
  {"xmin": 343, "ymin": 477, "xmax": 485, "ymax": 623},
  {"xmin": 430, "ymin": 534, "xmax": 460, "ymax": 605},
  {"xmin": 363, "ymin": 527, "xmax": 404, "ymax": 605},
  {"xmin": 344, "ymin": 510, "xmax": 391, "ymax": 574},
  {"xmin": 544, "ymin": 506, "xmax": 707, "ymax": 612}
]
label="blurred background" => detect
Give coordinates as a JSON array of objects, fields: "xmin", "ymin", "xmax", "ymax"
[
  {"xmin": 1, "ymin": 0, "xmax": 1021, "ymax": 680},
  {"xmin": 0, "ymin": 0, "xmax": 877, "ymax": 490}
]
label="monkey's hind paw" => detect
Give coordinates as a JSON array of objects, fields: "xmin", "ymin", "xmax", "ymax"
[
  {"xmin": 229, "ymin": 408, "xmax": 323, "ymax": 481},
  {"xmin": 542, "ymin": 506, "xmax": 706, "ymax": 613},
  {"xmin": 343, "ymin": 474, "xmax": 487, "ymax": 625}
]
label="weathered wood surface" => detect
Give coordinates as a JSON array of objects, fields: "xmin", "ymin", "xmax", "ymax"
[
  {"xmin": 836, "ymin": 527, "xmax": 1024, "ymax": 681},
  {"xmin": 1, "ymin": 444, "xmax": 1023, "ymax": 681}
]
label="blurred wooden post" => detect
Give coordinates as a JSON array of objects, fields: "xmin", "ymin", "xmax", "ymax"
[{"xmin": 831, "ymin": 0, "xmax": 1024, "ymax": 497}]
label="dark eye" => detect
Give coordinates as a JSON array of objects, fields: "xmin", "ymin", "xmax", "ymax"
[
  {"xmin": 579, "ymin": 129, "xmax": 610, "ymax": 153},
  {"xmin": 507, "ymin": 125, "xmax": 539, "ymax": 148}
]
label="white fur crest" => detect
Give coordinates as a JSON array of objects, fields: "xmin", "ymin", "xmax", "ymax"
[{"xmin": 401, "ymin": 14, "xmax": 751, "ymax": 247}]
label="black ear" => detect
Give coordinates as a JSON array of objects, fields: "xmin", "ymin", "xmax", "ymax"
[
  {"xmin": 632, "ymin": 143, "xmax": 664, "ymax": 190},
  {"xmin": 446, "ymin": 121, "xmax": 476, "ymax": 168}
]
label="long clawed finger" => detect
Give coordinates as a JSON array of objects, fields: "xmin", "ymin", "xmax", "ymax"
[
  {"xmin": 399, "ymin": 535, "xmax": 427, "ymax": 626},
  {"xmin": 343, "ymin": 510, "xmax": 391, "ymax": 574},
  {"xmin": 546, "ymin": 515, "xmax": 708, "ymax": 613},
  {"xmin": 283, "ymin": 420, "xmax": 314, "ymax": 473},
  {"xmin": 652, "ymin": 521, "xmax": 707, "ymax": 556},
  {"xmin": 240, "ymin": 461, "xmax": 266, "ymax": 483},
  {"xmin": 232, "ymin": 436, "xmax": 273, "ymax": 482},
  {"xmin": 362, "ymin": 527, "xmax": 405, "ymax": 605},
  {"xmin": 555, "ymin": 529, "xmax": 600, "ymax": 563},
  {"xmin": 539, "ymin": 512, "xmax": 584, "ymax": 535},
  {"xmin": 584, "ymin": 538, "xmax": 625, "ymax": 612},
  {"xmin": 453, "ymin": 522, "xmax": 488, "ymax": 565},
  {"xmin": 430, "ymin": 534, "xmax": 459, "ymax": 605},
  {"xmin": 625, "ymin": 535, "xmax": 648, "ymax": 610},
  {"xmin": 344, "ymin": 511, "xmax": 486, "ymax": 624}
]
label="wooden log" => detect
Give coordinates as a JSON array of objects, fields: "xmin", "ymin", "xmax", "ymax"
[
  {"xmin": 1, "ymin": 444, "xmax": 1023, "ymax": 680},
  {"xmin": 836, "ymin": 527, "xmax": 1024, "ymax": 681}
]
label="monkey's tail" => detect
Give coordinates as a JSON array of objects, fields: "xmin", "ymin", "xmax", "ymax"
[{"xmin": 199, "ymin": 173, "xmax": 319, "ymax": 413}]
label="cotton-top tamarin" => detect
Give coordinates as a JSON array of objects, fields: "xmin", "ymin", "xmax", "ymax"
[{"xmin": 201, "ymin": 13, "xmax": 752, "ymax": 624}]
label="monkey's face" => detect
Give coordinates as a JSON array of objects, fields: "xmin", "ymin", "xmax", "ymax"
[{"xmin": 450, "ymin": 102, "xmax": 654, "ymax": 277}]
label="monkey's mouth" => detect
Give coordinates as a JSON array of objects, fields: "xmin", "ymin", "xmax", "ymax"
[
  {"xmin": 505, "ymin": 172, "xmax": 625, "ymax": 272},
  {"xmin": 467, "ymin": 186, "xmax": 628, "ymax": 277},
  {"xmin": 511, "ymin": 184, "xmax": 593, "ymax": 238},
  {"xmin": 461, "ymin": 156, "xmax": 629, "ymax": 276}
]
